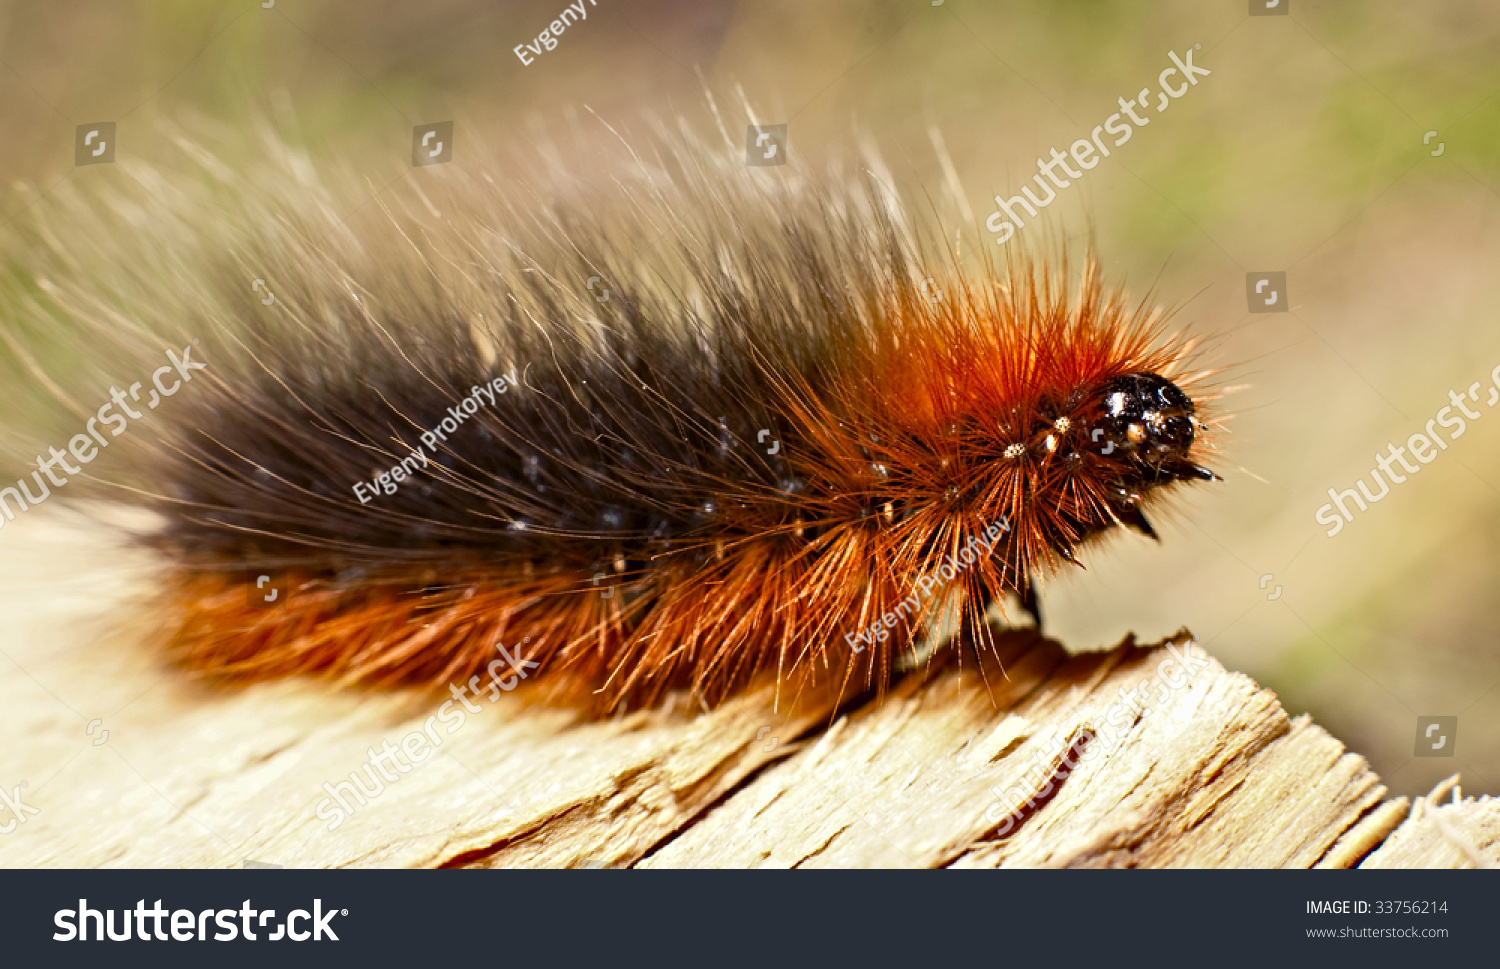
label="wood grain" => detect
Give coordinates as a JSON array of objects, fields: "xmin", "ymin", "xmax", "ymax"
[{"xmin": 0, "ymin": 505, "xmax": 1494, "ymax": 868}]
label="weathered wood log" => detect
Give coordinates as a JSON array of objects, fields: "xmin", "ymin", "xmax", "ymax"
[{"xmin": 0, "ymin": 505, "xmax": 1494, "ymax": 868}]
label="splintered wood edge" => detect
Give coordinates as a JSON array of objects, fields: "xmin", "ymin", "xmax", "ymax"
[
  {"xmin": 1359, "ymin": 778, "xmax": 1500, "ymax": 870},
  {"xmin": 640, "ymin": 637, "xmax": 1410, "ymax": 869}
]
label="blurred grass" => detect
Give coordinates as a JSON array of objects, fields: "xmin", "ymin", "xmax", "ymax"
[{"xmin": 2, "ymin": 0, "xmax": 1499, "ymax": 796}]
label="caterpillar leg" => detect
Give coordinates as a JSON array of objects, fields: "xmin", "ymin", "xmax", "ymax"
[{"xmin": 1019, "ymin": 578, "xmax": 1042, "ymax": 631}]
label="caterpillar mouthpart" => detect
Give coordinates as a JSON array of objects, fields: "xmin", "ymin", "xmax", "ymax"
[{"xmin": 1095, "ymin": 372, "xmax": 1220, "ymax": 480}]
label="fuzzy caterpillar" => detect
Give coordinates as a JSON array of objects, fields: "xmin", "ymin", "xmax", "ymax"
[{"xmin": 7, "ymin": 120, "xmax": 1219, "ymax": 712}]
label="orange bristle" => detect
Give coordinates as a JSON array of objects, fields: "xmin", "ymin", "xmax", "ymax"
[{"xmin": 10, "ymin": 121, "xmax": 1220, "ymax": 714}]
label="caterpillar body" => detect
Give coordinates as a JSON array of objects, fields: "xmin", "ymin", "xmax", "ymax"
[{"xmin": 12, "ymin": 121, "xmax": 1220, "ymax": 712}]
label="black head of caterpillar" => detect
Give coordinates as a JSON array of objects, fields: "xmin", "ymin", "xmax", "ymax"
[
  {"xmin": 1088, "ymin": 372, "xmax": 1218, "ymax": 539},
  {"xmin": 1097, "ymin": 372, "xmax": 1204, "ymax": 470},
  {"xmin": 11, "ymin": 124, "xmax": 1224, "ymax": 711}
]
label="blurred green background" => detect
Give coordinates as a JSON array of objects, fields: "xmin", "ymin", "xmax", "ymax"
[{"xmin": 1, "ymin": 0, "xmax": 1497, "ymax": 797}]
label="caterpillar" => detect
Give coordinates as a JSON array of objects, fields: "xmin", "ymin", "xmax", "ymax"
[{"xmin": 7, "ymin": 116, "xmax": 1221, "ymax": 713}]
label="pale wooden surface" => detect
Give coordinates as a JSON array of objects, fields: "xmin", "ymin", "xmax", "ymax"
[{"xmin": 0, "ymin": 505, "xmax": 1495, "ymax": 869}]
